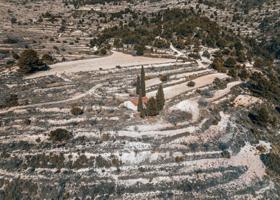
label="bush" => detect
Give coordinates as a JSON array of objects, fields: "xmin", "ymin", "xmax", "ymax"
[
  {"xmin": 190, "ymin": 143, "xmax": 199, "ymax": 151},
  {"xmin": 187, "ymin": 81, "xmax": 195, "ymax": 87},
  {"xmin": 41, "ymin": 53, "xmax": 54, "ymax": 65},
  {"xmin": 146, "ymin": 97, "xmax": 158, "ymax": 116},
  {"xmin": 12, "ymin": 51, "xmax": 19, "ymax": 60},
  {"xmin": 175, "ymin": 156, "xmax": 184, "ymax": 162},
  {"xmin": 218, "ymin": 142, "xmax": 229, "ymax": 151},
  {"xmin": 202, "ymin": 50, "xmax": 210, "ymax": 58},
  {"xmin": 249, "ymin": 105, "xmax": 279, "ymax": 127},
  {"xmin": 71, "ymin": 106, "xmax": 84, "ymax": 116},
  {"xmin": 167, "ymin": 110, "xmax": 192, "ymax": 125},
  {"xmin": 224, "ymin": 57, "xmax": 236, "ymax": 68},
  {"xmin": 213, "ymin": 78, "xmax": 227, "ymax": 89},
  {"xmin": 221, "ymin": 150, "xmax": 231, "ymax": 158},
  {"xmin": 200, "ymin": 89, "xmax": 214, "ymax": 98},
  {"xmin": 260, "ymin": 152, "xmax": 280, "ymax": 175},
  {"xmin": 159, "ymin": 74, "xmax": 168, "ymax": 82},
  {"xmin": 189, "ymin": 53, "xmax": 201, "ymax": 59},
  {"xmin": 5, "ymin": 94, "xmax": 18, "ymax": 107},
  {"xmin": 211, "ymin": 57, "xmax": 225, "ymax": 72},
  {"xmin": 134, "ymin": 44, "xmax": 145, "ymax": 56},
  {"xmin": 49, "ymin": 129, "xmax": 72, "ymax": 142},
  {"xmin": 198, "ymin": 98, "xmax": 208, "ymax": 107},
  {"xmin": 18, "ymin": 49, "xmax": 48, "ymax": 73}
]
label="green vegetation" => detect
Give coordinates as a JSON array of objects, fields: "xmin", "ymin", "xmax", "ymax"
[
  {"xmin": 49, "ymin": 129, "xmax": 73, "ymax": 142},
  {"xmin": 71, "ymin": 106, "xmax": 84, "ymax": 116},
  {"xmin": 145, "ymin": 97, "xmax": 158, "ymax": 117},
  {"xmin": 140, "ymin": 66, "xmax": 146, "ymax": 97},
  {"xmin": 261, "ymin": 145, "xmax": 280, "ymax": 175},
  {"xmin": 187, "ymin": 81, "xmax": 196, "ymax": 87},
  {"xmin": 18, "ymin": 49, "xmax": 49, "ymax": 74},
  {"xmin": 136, "ymin": 75, "xmax": 140, "ymax": 95},
  {"xmin": 41, "ymin": 53, "xmax": 54, "ymax": 65},
  {"xmin": 248, "ymin": 104, "xmax": 279, "ymax": 128},
  {"xmin": 137, "ymin": 91, "xmax": 143, "ymax": 112},
  {"xmin": 90, "ymin": 8, "xmax": 243, "ymax": 54},
  {"xmin": 156, "ymin": 84, "xmax": 165, "ymax": 111}
]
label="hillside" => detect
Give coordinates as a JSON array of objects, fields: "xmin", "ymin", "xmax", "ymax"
[{"xmin": 0, "ymin": 0, "xmax": 280, "ymax": 199}]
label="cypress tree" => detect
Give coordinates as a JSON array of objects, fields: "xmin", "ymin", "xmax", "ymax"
[
  {"xmin": 146, "ymin": 97, "xmax": 158, "ymax": 116},
  {"xmin": 156, "ymin": 84, "xmax": 165, "ymax": 111},
  {"xmin": 136, "ymin": 75, "xmax": 140, "ymax": 95},
  {"xmin": 140, "ymin": 66, "xmax": 146, "ymax": 97},
  {"xmin": 137, "ymin": 91, "xmax": 143, "ymax": 112},
  {"xmin": 140, "ymin": 109, "xmax": 146, "ymax": 118}
]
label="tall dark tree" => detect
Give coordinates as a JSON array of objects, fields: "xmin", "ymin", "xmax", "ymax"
[
  {"xmin": 136, "ymin": 75, "xmax": 141, "ymax": 95},
  {"xmin": 146, "ymin": 97, "xmax": 158, "ymax": 116},
  {"xmin": 137, "ymin": 91, "xmax": 143, "ymax": 112},
  {"xmin": 140, "ymin": 66, "xmax": 146, "ymax": 97},
  {"xmin": 140, "ymin": 109, "xmax": 146, "ymax": 118},
  {"xmin": 156, "ymin": 84, "xmax": 165, "ymax": 111}
]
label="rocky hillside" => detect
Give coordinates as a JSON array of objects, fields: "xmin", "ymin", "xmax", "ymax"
[{"xmin": 0, "ymin": 0, "xmax": 280, "ymax": 199}]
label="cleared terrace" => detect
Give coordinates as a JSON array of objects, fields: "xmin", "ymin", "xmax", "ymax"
[{"xmin": 27, "ymin": 51, "xmax": 176, "ymax": 79}]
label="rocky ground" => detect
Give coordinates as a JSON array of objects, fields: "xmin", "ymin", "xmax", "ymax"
[
  {"xmin": 0, "ymin": 0, "xmax": 280, "ymax": 199},
  {"xmin": 0, "ymin": 49, "xmax": 278, "ymax": 199}
]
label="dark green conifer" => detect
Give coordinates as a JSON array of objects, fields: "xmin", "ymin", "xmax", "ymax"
[
  {"xmin": 140, "ymin": 66, "xmax": 146, "ymax": 97},
  {"xmin": 140, "ymin": 109, "xmax": 146, "ymax": 118},
  {"xmin": 137, "ymin": 91, "xmax": 143, "ymax": 112},
  {"xmin": 156, "ymin": 84, "xmax": 165, "ymax": 111},
  {"xmin": 136, "ymin": 75, "xmax": 141, "ymax": 95}
]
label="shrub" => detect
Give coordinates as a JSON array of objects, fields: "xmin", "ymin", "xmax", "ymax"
[
  {"xmin": 145, "ymin": 97, "xmax": 158, "ymax": 116},
  {"xmin": 100, "ymin": 48, "xmax": 107, "ymax": 55},
  {"xmin": 189, "ymin": 53, "xmax": 201, "ymax": 59},
  {"xmin": 249, "ymin": 105, "xmax": 277, "ymax": 127},
  {"xmin": 211, "ymin": 57, "xmax": 225, "ymax": 72},
  {"xmin": 134, "ymin": 44, "xmax": 145, "ymax": 56},
  {"xmin": 190, "ymin": 143, "xmax": 199, "ymax": 151},
  {"xmin": 41, "ymin": 53, "xmax": 54, "ymax": 64},
  {"xmin": 198, "ymin": 98, "xmax": 208, "ymax": 107},
  {"xmin": 167, "ymin": 110, "xmax": 192, "ymax": 125},
  {"xmin": 70, "ymin": 106, "xmax": 84, "ymax": 116},
  {"xmin": 95, "ymin": 155, "xmax": 111, "ymax": 168},
  {"xmin": 49, "ymin": 129, "xmax": 72, "ymax": 142},
  {"xmin": 213, "ymin": 78, "xmax": 227, "ymax": 89},
  {"xmin": 221, "ymin": 150, "xmax": 231, "ymax": 158},
  {"xmin": 159, "ymin": 74, "xmax": 168, "ymax": 82},
  {"xmin": 218, "ymin": 142, "xmax": 229, "ymax": 151},
  {"xmin": 260, "ymin": 152, "xmax": 280, "ymax": 175},
  {"xmin": 187, "ymin": 81, "xmax": 195, "ymax": 87},
  {"xmin": 202, "ymin": 50, "xmax": 210, "ymax": 58},
  {"xmin": 3, "ymin": 94, "xmax": 18, "ymax": 107},
  {"xmin": 175, "ymin": 156, "xmax": 184, "ymax": 162},
  {"xmin": 224, "ymin": 57, "xmax": 236, "ymax": 68},
  {"xmin": 18, "ymin": 49, "xmax": 47, "ymax": 73},
  {"xmin": 111, "ymin": 156, "xmax": 121, "ymax": 167},
  {"xmin": 200, "ymin": 89, "xmax": 214, "ymax": 98},
  {"xmin": 12, "ymin": 51, "xmax": 19, "ymax": 60}
]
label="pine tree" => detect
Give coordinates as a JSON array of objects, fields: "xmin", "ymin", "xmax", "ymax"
[
  {"xmin": 136, "ymin": 75, "xmax": 141, "ymax": 95},
  {"xmin": 146, "ymin": 97, "xmax": 158, "ymax": 116},
  {"xmin": 156, "ymin": 84, "xmax": 165, "ymax": 111},
  {"xmin": 137, "ymin": 91, "xmax": 143, "ymax": 112},
  {"xmin": 140, "ymin": 66, "xmax": 146, "ymax": 97}
]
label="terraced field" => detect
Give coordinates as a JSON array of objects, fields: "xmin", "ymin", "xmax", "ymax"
[{"xmin": 0, "ymin": 53, "xmax": 277, "ymax": 199}]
